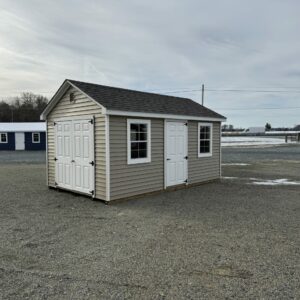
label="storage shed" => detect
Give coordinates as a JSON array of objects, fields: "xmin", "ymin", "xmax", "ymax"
[
  {"xmin": 41, "ymin": 79, "xmax": 226, "ymax": 202},
  {"xmin": 0, "ymin": 122, "xmax": 46, "ymax": 151}
]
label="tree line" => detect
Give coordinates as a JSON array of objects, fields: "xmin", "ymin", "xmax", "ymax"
[{"xmin": 0, "ymin": 93, "xmax": 49, "ymax": 122}]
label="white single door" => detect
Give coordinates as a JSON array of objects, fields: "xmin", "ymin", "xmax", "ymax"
[
  {"xmin": 15, "ymin": 132, "xmax": 25, "ymax": 150},
  {"xmin": 72, "ymin": 119, "xmax": 94, "ymax": 195},
  {"xmin": 55, "ymin": 119, "xmax": 94, "ymax": 195},
  {"xmin": 166, "ymin": 121, "xmax": 188, "ymax": 187},
  {"xmin": 55, "ymin": 121, "xmax": 73, "ymax": 190}
]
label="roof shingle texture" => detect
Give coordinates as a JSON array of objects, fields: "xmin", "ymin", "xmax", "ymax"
[{"xmin": 68, "ymin": 79, "xmax": 225, "ymax": 119}]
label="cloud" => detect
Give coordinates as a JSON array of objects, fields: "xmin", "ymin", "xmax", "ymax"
[{"xmin": 0, "ymin": 0, "xmax": 300, "ymax": 127}]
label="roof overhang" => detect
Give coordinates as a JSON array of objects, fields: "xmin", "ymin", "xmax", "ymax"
[
  {"xmin": 40, "ymin": 80, "xmax": 105, "ymax": 120},
  {"xmin": 40, "ymin": 79, "xmax": 226, "ymax": 122},
  {"xmin": 106, "ymin": 109, "xmax": 227, "ymax": 122}
]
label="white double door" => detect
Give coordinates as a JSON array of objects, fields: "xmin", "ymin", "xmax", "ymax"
[
  {"xmin": 166, "ymin": 121, "xmax": 188, "ymax": 187},
  {"xmin": 55, "ymin": 119, "xmax": 94, "ymax": 195}
]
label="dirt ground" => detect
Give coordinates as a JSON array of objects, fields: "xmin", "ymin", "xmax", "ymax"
[{"xmin": 0, "ymin": 146, "xmax": 299, "ymax": 299}]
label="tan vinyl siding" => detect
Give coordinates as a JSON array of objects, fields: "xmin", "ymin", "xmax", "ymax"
[
  {"xmin": 109, "ymin": 116, "xmax": 164, "ymax": 201},
  {"xmin": 188, "ymin": 121, "xmax": 221, "ymax": 184},
  {"xmin": 47, "ymin": 86, "xmax": 106, "ymax": 200}
]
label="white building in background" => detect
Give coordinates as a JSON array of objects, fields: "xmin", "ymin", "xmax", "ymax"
[{"xmin": 244, "ymin": 127, "xmax": 265, "ymax": 134}]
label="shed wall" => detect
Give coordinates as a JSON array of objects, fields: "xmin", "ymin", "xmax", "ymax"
[
  {"xmin": 0, "ymin": 132, "xmax": 15, "ymax": 150},
  {"xmin": 109, "ymin": 118, "xmax": 221, "ymax": 200},
  {"xmin": 46, "ymin": 86, "xmax": 107, "ymax": 200},
  {"xmin": 188, "ymin": 121, "xmax": 221, "ymax": 183},
  {"xmin": 25, "ymin": 132, "xmax": 46, "ymax": 150},
  {"xmin": 109, "ymin": 116, "xmax": 164, "ymax": 200}
]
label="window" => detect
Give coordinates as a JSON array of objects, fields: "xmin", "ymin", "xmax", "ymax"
[
  {"xmin": 198, "ymin": 123, "xmax": 212, "ymax": 157},
  {"xmin": 32, "ymin": 132, "xmax": 40, "ymax": 143},
  {"xmin": 127, "ymin": 119, "xmax": 151, "ymax": 164},
  {"xmin": 0, "ymin": 133, "xmax": 8, "ymax": 143}
]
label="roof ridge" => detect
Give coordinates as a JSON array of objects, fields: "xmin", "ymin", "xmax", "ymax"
[{"xmin": 67, "ymin": 79, "xmax": 194, "ymax": 102}]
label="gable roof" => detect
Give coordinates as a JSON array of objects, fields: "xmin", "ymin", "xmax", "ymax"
[
  {"xmin": 0, "ymin": 122, "xmax": 46, "ymax": 132},
  {"xmin": 41, "ymin": 79, "xmax": 226, "ymax": 121}
]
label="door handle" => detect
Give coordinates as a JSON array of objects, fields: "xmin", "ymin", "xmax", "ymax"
[
  {"xmin": 166, "ymin": 158, "xmax": 171, "ymax": 161},
  {"xmin": 71, "ymin": 160, "xmax": 75, "ymax": 163}
]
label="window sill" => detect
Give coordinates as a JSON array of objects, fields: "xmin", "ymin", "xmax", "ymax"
[
  {"xmin": 198, "ymin": 153, "xmax": 212, "ymax": 158},
  {"xmin": 128, "ymin": 158, "xmax": 151, "ymax": 165}
]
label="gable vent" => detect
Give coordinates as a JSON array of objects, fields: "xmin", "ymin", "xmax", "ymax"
[{"xmin": 69, "ymin": 92, "xmax": 74, "ymax": 102}]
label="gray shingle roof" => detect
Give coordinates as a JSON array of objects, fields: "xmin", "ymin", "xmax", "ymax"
[{"xmin": 68, "ymin": 79, "xmax": 225, "ymax": 119}]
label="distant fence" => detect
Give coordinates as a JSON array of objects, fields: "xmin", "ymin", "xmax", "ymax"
[{"xmin": 222, "ymin": 132, "xmax": 300, "ymax": 143}]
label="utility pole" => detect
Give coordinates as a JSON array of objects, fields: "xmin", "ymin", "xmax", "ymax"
[{"xmin": 201, "ymin": 84, "xmax": 204, "ymax": 106}]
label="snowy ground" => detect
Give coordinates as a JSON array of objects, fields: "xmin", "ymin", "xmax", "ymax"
[{"xmin": 222, "ymin": 136, "xmax": 290, "ymax": 147}]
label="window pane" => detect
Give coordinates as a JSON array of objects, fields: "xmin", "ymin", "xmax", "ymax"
[
  {"xmin": 200, "ymin": 140, "xmax": 210, "ymax": 153},
  {"xmin": 138, "ymin": 142, "xmax": 147, "ymax": 150},
  {"xmin": 139, "ymin": 132, "xmax": 147, "ymax": 141},
  {"xmin": 205, "ymin": 130, "xmax": 210, "ymax": 140},
  {"xmin": 131, "ymin": 132, "xmax": 138, "ymax": 141},
  {"xmin": 1, "ymin": 134, "xmax": 6, "ymax": 142},
  {"xmin": 131, "ymin": 150, "xmax": 139, "ymax": 159},
  {"xmin": 130, "ymin": 124, "xmax": 139, "ymax": 133},
  {"xmin": 139, "ymin": 149, "xmax": 147, "ymax": 158},
  {"xmin": 139, "ymin": 124, "xmax": 147, "ymax": 132},
  {"xmin": 131, "ymin": 142, "xmax": 138, "ymax": 150}
]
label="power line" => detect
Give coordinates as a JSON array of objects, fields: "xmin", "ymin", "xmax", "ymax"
[
  {"xmin": 216, "ymin": 106, "xmax": 300, "ymax": 111},
  {"xmin": 161, "ymin": 88, "xmax": 300, "ymax": 94}
]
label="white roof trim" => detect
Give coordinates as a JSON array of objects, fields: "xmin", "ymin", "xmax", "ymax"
[
  {"xmin": 106, "ymin": 109, "xmax": 226, "ymax": 122},
  {"xmin": 40, "ymin": 80, "xmax": 105, "ymax": 120},
  {"xmin": 0, "ymin": 122, "xmax": 46, "ymax": 132},
  {"xmin": 67, "ymin": 81, "xmax": 106, "ymax": 113}
]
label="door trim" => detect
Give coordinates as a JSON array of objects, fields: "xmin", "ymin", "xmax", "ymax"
[{"xmin": 164, "ymin": 119, "xmax": 188, "ymax": 189}]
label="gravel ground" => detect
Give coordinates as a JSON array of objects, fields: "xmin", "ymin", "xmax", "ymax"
[
  {"xmin": 0, "ymin": 151, "xmax": 46, "ymax": 164},
  {"xmin": 0, "ymin": 146, "xmax": 299, "ymax": 299},
  {"xmin": 222, "ymin": 143, "xmax": 300, "ymax": 163}
]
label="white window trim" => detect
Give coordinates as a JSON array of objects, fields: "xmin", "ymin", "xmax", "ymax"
[
  {"xmin": 0, "ymin": 132, "xmax": 8, "ymax": 143},
  {"xmin": 198, "ymin": 123, "xmax": 213, "ymax": 158},
  {"xmin": 32, "ymin": 132, "xmax": 40, "ymax": 143},
  {"xmin": 127, "ymin": 119, "xmax": 151, "ymax": 165}
]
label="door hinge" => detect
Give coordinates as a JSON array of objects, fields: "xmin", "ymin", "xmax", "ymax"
[
  {"xmin": 89, "ymin": 119, "xmax": 94, "ymax": 124},
  {"xmin": 89, "ymin": 161, "xmax": 94, "ymax": 166},
  {"xmin": 184, "ymin": 179, "xmax": 188, "ymax": 183},
  {"xmin": 54, "ymin": 122, "xmax": 56, "ymax": 126},
  {"xmin": 89, "ymin": 190, "xmax": 94, "ymax": 195},
  {"xmin": 184, "ymin": 156, "xmax": 188, "ymax": 160},
  {"xmin": 54, "ymin": 157, "xmax": 58, "ymax": 161},
  {"xmin": 184, "ymin": 122, "xmax": 188, "ymax": 126},
  {"xmin": 55, "ymin": 182, "xmax": 58, "ymax": 186}
]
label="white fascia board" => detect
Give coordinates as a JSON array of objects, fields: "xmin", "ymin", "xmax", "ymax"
[
  {"xmin": 40, "ymin": 80, "xmax": 106, "ymax": 120},
  {"xmin": 106, "ymin": 109, "xmax": 226, "ymax": 122},
  {"xmin": 67, "ymin": 81, "xmax": 106, "ymax": 113},
  {"xmin": 40, "ymin": 80, "xmax": 70, "ymax": 120}
]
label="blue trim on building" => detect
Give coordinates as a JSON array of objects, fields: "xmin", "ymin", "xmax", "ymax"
[
  {"xmin": 25, "ymin": 132, "xmax": 46, "ymax": 150},
  {"xmin": 0, "ymin": 132, "xmax": 15, "ymax": 150}
]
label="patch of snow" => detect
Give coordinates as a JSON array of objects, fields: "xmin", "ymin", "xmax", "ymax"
[
  {"xmin": 222, "ymin": 163, "xmax": 250, "ymax": 166},
  {"xmin": 222, "ymin": 136, "xmax": 288, "ymax": 147},
  {"xmin": 222, "ymin": 176, "xmax": 238, "ymax": 179},
  {"xmin": 250, "ymin": 178, "xmax": 300, "ymax": 186}
]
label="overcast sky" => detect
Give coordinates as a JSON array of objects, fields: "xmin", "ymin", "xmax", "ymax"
[{"xmin": 0, "ymin": 0, "xmax": 299, "ymax": 127}]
